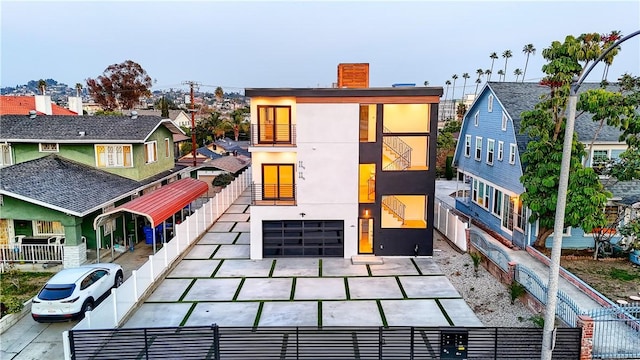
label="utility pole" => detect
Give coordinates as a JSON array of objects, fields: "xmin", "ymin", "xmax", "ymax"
[
  {"xmin": 540, "ymin": 29, "xmax": 640, "ymax": 360},
  {"xmin": 182, "ymin": 81, "xmax": 201, "ymax": 167}
]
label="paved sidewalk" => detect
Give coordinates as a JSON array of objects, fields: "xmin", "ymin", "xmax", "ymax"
[
  {"xmin": 122, "ymin": 189, "xmax": 483, "ymax": 328},
  {"xmin": 435, "ymin": 180, "xmax": 602, "ymax": 313}
]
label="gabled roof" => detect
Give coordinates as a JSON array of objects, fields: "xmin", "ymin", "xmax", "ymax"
[
  {"xmin": 0, "ymin": 115, "xmax": 184, "ymax": 143},
  {"xmin": 196, "ymin": 147, "xmax": 223, "ymax": 160},
  {"xmin": 0, "ymin": 155, "xmax": 140, "ymax": 216},
  {"xmin": 207, "ymin": 155, "xmax": 250, "ymax": 173},
  {"xmin": 0, "ymin": 96, "xmax": 78, "ymax": 115},
  {"xmin": 486, "ymin": 82, "xmax": 623, "ymax": 153}
]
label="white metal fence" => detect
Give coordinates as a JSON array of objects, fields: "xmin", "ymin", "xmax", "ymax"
[
  {"xmin": 67, "ymin": 169, "xmax": 251, "ymax": 333},
  {"xmin": 0, "ymin": 244, "xmax": 64, "ymax": 267},
  {"xmin": 434, "ymin": 197, "xmax": 468, "ymax": 252}
]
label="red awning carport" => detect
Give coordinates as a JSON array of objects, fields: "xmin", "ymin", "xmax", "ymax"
[{"xmin": 93, "ymin": 177, "xmax": 209, "ymax": 230}]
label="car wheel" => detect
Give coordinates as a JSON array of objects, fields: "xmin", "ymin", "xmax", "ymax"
[
  {"xmin": 82, "ymin": 300, "xmax": 94, "ymax": 315},
  {"xmin": 114, "ymin": 271, "xmax": 124, "ymax": 288}
]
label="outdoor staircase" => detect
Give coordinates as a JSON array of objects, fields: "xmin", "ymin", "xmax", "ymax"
[{"xmin": 382, "ymin": 127, "xmax": 412, "ymax": 171}]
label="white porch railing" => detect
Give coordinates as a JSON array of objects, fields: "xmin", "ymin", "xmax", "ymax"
[
  {"xmin": 0, "ymin": 244, "xmax": 64, "ymax": 267},
  {"xmin": 63, "ymin": 168, "xmax": 251, "ymax": 358},
  {"xmin": 434, "ymin": 197, "xmax": 468, "ymax": 252}
]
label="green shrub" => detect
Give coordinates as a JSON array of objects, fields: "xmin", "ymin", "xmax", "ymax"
[
  {"xmin": 469, "ymin": 252, "xmax": 482, "ymax": 277},
  {"xmin": 445, "ymin": 156, "xmax": 454, "ymax": 180},
  {"xmin": 212, "ymin": 173, "xmax": 235, "ymax": 187},
  {"xmin": 509, "ymin": 281, "xmax": 526, "ymax": 305},
  {"xmin": 528, "ymin": 314, "xmax": 545, "ymax": 328},
  {"xmin": 1, "ymin": 296, "xmax": 24, "ymax": 315}
]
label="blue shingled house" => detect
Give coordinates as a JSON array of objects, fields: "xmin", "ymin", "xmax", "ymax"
[{"xmin": 453, "ymin": 82, "xmax": 640, "ymax": 250}]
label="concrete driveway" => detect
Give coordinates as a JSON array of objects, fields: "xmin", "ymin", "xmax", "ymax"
[{"xmin": 123, "ymin": 193, "xmax": 483, "ymax": 329}]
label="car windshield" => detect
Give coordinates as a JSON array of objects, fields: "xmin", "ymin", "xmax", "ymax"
[{"xmin": 39, "ymin": 284, "xmax": 76, "ymax": 300}]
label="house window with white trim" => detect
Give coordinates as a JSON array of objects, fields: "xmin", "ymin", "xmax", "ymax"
[
  {"xmin": 39, "ymin": 143, "xmax": 59, "ymax": 152},
  {"xmin": 501, "ymin": 112, "xmax": 508, "ymax": 131},
  {"xmin": 483, "ymin": 184, "xmax": 490, "ymax": 209},
  {"xmin": 515, "ymin": 200, "xmax": 526, "ymax": 230},
  {"xmin": 144, "ymin": 141, "xmax": 158, "ymax": 163},
  {"xmin": 475, "ymin": 136, "xmax": 482, "ymax": 161},
  {"xmin": 488, "ymin": 95, "xmax": 494, "ymax": 112},
  {"xmin": 474, "ymin": 111, "xmax": 479, "ymax": 126},
  {"xmin": 487, "ymin": 139, "xmax": 495, "ymax": 165},
  {"xmin": 164, "ymin": 138, "xmax": 170, "ymax": 158},
  {"xmin": 0, "ymin": 144, "xmax": 12, "ymax": 167},
  {"xmin": 96, "ymin": 144, "xmax": 132, "ymax": 168},
  {"xmin": 497, "ymin": 141, "xmax": 504, "ymax": 161},
  {"xmin": 464, "ymin": 135, "xmax": 471, "ymax": 157},
  {"xmin": 472, "ymin": 179, "xmax": 478, "ymax": 202},
  {"xmin": 493, "ymin": 189, "xmax": 503, "ymax": 217},
  {"xmin": 509, "ymin": 143, "xmax": 517, "ymax": 164},
  {"xmin": 34, "ymin": 221, "xmax": 64, "ymax": 236}
]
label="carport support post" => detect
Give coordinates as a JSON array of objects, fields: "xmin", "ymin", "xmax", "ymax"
[
  {"xmin": 132, "ymin": 270, "xmax": 139, "ymax": 301},
  {"xmin": 111, "ymin": 288, "xmax": 118, "ymax": 327},
  {"xmin": 216, "ymin": 195, "xmax": 219, "ymax": 220},
  {"xmin": 96, "ymin": 228, "xmax": 101, "ymax": 263},
  {"xmin": 153, "ymin": 228, "xmax": 156, "ymax": 254}
]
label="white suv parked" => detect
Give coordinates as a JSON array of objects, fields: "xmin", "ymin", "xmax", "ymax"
[{"xmin": 31, "ymin": 263, "xmax": 123, "ymax": 323}]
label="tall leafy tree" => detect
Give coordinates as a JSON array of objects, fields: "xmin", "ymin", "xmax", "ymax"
[
  {"xmin": 38, "ymin": 79, "xmax": 46, "ymax": 95},
  {"xmin": 214, "ymin": 86, "xmax": 224, "ymax": 102},
  {"xmin": 502, "ymin": 50, "xmax": 513, "ymax": 80},
  {"xmin": 514, "ymin": 68, "xmax": 523, "ymax": 82},
  {"xmin": 521, "ymin": 44, "xmax": 536, "ymax": 82},
  {"xmin": 86, "ymin": 60, "xmax": 152, "ymax": 111},
  {"xmin": 489, "ymin": 52, "xmax": 498, "ymax": 81},
  {"xmin": 519, "ymin": 31, "xmax": 637, "ymax": 248}
]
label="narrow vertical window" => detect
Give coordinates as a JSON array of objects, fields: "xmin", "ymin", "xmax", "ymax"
[
  {"xmin": 475, "ymin": 136, "xmax": 482, "ymax": 161},
  {"xmin": 497, "ymin": 141, "xmax": 504, "ymax": 161},
  {"xmin": 464, "ymin": 135, "xmax": 471, "ymax": 157},
  {"xmin": 488, "ymin": 94, "xmax": 494, "ymax": 112},
  {"xmin": 487, "ymin": 139, "xmax": 495, "ymax": 165},
  {"xmin": 509, "ymin": 144, "xmax": 517, "ymax": 164}
]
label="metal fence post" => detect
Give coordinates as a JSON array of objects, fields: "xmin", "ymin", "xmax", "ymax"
[
  {"xmin": 379, "ymin": 326, "xmax": 383, "ymax": 360},
  {"xmin": 213, "ymin": 324, "xmax": 220, "ymax": 360}
]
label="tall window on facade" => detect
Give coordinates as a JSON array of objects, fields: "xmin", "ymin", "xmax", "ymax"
[
  {"xmin": 258, "ymin": 105, "xmax": 291, "ymax": 143},
  {"xmin": 497, "ymin": 141, "xmax": 504, "ymax": 161},
  {"xmin": 487, "ymin": 139, "xmax": 495, "ymax": 165},
  {"xmin": 509, "ymin": 144, "xmax": 517, "ymax": 164},
  {"xmin": 262, "ymin": 164, "xmax": 295, "ymax": 200},
  {"xmin": 0, "ymin": 144, "xmax": 12, "ymax": 167},
  {"xmin": 464, "ymin": 135, "xmax": 471, "ymax": 157},
  {"xmin": 493, "ymin": 189, "xmax": 502, "ymax": 216},
  {"xmin": 502, "ymin": 194, "xmax": 515, "ymax": 231},
  {"xmin": 381, "ymin": 195, "xmax": 427, "ymax": 229},
  {"xmin": 164, "ymin": 138, "xmax": 170, "ymax": 157},
  {"xmin": 359, "ymin": 104, "xmax": 376, "ymax": 142},
  {"xmin": 144, "ymin": 141, "xmax": 158, "ymax": 163},
  {"xmin": 475, "ymin": 137, "xmax": 483, "ymax": 160},
  {"xmin": 359, "ymin": 164, "xmax": 376, "ymax": 203},
  {"xmin": 96, "ymin": 144, "xmax": 132, "ymax": 168}
]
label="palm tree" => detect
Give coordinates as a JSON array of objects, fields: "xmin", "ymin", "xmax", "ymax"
[
  {"xmin": 513, "ymin": 68, "xmax": 523, "ymax": 82},
  {"xmin": 444, "ymin": 80, "xmax": 451, "ymax": 120},
  {"xmin": 75, "ymin": 83, "xmax": 83, "ymax": 97},
  {"xmin": 502, "ymin": 50, "xmax": 513, "ymax": 80},
  {"xmin": 476, "ymin": 68, "xmax": 484, "ymax": 81},
  {"xmin": 38, "ymin": 79, "xmax": 46, "ymax": 95},
  {"xmin": 521, "ymin": 44, "xmax": 536, "ymax": 82},
  {"xmin": 461, "ymin": 73, "xmax": 470, "ymax": 100},
  {"xmin": 485, "ymin": 69, "xmax": 492, "ymax": 82},
  {"xmin": 497, "ymin": 70, "xmax": 505, "ymax": 82},
  {"xmin": 474, "ymin": 78, "xmax": 482, "ymax": 96},
  {"xmin": 489, "ymin": 52, "xmax": 498, "ymax": 80},
  {"xmin": 451, "ymin": 74, "xmax": 459, "ymax": 116},
  {"xmin": 423, "ymin": 81, "xmax": 429, "ymax": 87}
]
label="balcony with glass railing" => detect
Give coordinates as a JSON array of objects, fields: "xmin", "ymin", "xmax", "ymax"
[{"xmin": 251, "ymin": 124, "xmax": 296, "ymax": 147}]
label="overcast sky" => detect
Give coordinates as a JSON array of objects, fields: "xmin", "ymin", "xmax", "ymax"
[{"xmin": 1, "ymin": 1, "xmax": 639, "ymax": 95}]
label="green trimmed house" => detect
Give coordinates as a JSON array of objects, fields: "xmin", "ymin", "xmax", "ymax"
[{"xmin": 0, "ymin": 112, "xmax": 193, "ymax": 268}]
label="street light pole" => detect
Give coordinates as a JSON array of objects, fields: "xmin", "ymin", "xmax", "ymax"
[{"xmin": 540, "ymin": 29, "xmax": 640, "ymax": 360}]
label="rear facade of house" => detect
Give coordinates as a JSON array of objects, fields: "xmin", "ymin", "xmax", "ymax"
[{"xmin": 246, "ymin": 87, "xmax": 442, "ymax": 259}]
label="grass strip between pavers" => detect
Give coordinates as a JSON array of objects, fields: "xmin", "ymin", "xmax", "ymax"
[
  {"xmin": 366, "ymin": 264, "xmax": 372, "ymax": 277},
  {"xmin": 178, "ymin": 279, "xmax": 198, "ymax": 302},
  {"xmin": 410, "ymin": 258, "xmax": 423, "ymax": 275},
  {"xmin": 319, "ymin": 259, "xmax": 322, "ymax": 277},
  {"xmin": 208, "ymin": 245, "xmax": 221, "ymax": 260},
  {"xmin": 179, "ymin": 302, "xmax": 198, "ymax": 326},
  {"xmin": 268, "ymin": 259, "xmax": 276, "ymax": 277},
  {"xmin": 375, "ymin": 300, "xmax": 389, "ymax": 328},
  {"xmin": 344, "ymin": 277, "xmax": 350, "ymax": 300},
  {"xmin": 395, "ymin": 276, "xmax": 408, "ymax": 299},
  {"xmin": 253, "ymin": 301, "xmax": 264, "ymax": 328},
  {"xmin": 231, "ymin": 232, "xmax": 241, "ymax": 245},
  {"xmin": 434, "ymin": 299, "xmax": 454, "ymax": 325},
  {"xmin": 290, "ymin": 277, "xmax": 296, "ymax": 300},
  {"xmin": 232, "ymin": 278, "xmax": 246, "ymax": 301},
  {"xmin": 229, "ymin": 222, "xmax": 237, "ymax": 232},
  {"xmin": 210, "ymin": 259, "xmax": 224, "ymax": 277},
  {"xmin": 318, "ymin": 301, "xmax": 322, "ymax": 327}
]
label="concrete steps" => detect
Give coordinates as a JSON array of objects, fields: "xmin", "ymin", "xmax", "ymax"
[{"xmin": 351, "ymin": 255, "xmax": 384, "ymax": 265}]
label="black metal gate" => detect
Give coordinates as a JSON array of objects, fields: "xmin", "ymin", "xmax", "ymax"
[{"xmin": 69, "ymin": 326, "xmax": 581, "ymax": 359}]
